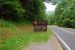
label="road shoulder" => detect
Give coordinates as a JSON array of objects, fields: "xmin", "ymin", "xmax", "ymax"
[{"xmin": 22, "ymin": 35, "xmax": 63, "ymax": 50}]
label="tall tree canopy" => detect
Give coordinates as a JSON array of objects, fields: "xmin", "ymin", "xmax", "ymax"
[
  {"xmin": 19, "ymin": 0, "xmax": 46, "ymax": 21},
  {"xmin": 0, "ymin": 0, "xmax": 46, "ymax": 22},
  {"xmin": 0, "ymin": 0, "xmax": 25, "ymax": 21},
  {"xmin": 45, "ymin": 0, "xmax": 62, "ymax": 5},
  {"xmin": 54, "ymin": 0, "xmax": 75, "ymax": 28}
]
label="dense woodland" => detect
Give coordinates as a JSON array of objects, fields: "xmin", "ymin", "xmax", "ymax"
[
  {"xmin": 0, "ymin": 0, "xmax": 75, "ymax": 28},
  {"xmin": 48, "ymin": 0, "xmax": 75, "ymax": 28},
  {"xmin": 54, "ymin": 0, "xmax": 75, "ymax": 28},
  {"xmin": 0, "ymin": 0, "xmax": 46, "ymax": 22}
]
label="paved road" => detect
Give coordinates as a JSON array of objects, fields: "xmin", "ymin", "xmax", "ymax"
[{"xmin": 48, "ymin": 26, "xmax": 75, "ymax": 50}]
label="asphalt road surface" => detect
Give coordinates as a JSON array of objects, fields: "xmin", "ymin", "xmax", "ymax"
[{"xmin": 48, "ymin": 26, "xmax": 75, "ymax": 50}]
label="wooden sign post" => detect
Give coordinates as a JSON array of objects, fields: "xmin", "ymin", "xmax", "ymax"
[{"xmin": 33, "ymin": 21, "xmax": 47, "ymax": 31}]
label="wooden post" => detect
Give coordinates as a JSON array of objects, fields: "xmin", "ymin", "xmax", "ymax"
[{"xmin": 33, "ymin": 20, "xmax": 47, "ymax": 31}]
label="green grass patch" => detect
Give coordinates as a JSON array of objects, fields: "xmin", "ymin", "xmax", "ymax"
[
  {"xmin": 31, "ymin": 30, "xmax": 53, "ymax": 42},
  {"xmin": 0, "ymin": 20, "xmax": 53, "ymax": 50}
]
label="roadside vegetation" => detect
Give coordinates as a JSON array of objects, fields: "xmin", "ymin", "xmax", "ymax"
[
  {"xmin": 0, "ymin": 20, "xmax": 53, "ymax": 50},
  {"xmin": 47, "ymin": 0, "xmax": 75, "ymax": 28},
  {"xmin": 0, "ymin": 0, "xmax": 53, "ymax": 50}
]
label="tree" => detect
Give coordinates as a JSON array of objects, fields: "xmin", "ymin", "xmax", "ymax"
[
  {"xmin": 19, "ymin": 0, "xmax": 46, "ymax": 21},
  {"xmin": 0, "ymin": 0, "xmax": 25, "ymax": 21},
  {"xmin": 54, "ymin": 0, "xmax": 75, "ymax": 28},
  {"xmin": 0, "ymin": 0, "xmax": 46, "ymax": 22},
  {"xmin": 45, "ymin": 0, "xmax": 62, "ymax": 5}
]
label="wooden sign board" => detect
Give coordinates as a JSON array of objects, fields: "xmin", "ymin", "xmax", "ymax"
[{"xmin": 33, "ymin": 21, "xmax": 47, "ymax": 31}]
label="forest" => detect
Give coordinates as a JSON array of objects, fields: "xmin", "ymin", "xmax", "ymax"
[
  {"xmin": 0, "ymin": 0, "xmax": 46, "ymax": 22},
  {"xmin": 0, "ymin": 0, "xmax": 75, "ymax": 50},
  {"xmin": 48, "ymin": 0, "xmax": 75, "ymax": 28},
  {"xmin": 1, "ymin": 0, "xmax": 75, "ymax": 28}
]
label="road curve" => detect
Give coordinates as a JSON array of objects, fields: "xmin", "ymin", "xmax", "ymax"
[{"xmin": 48, "ymin": 26, "xmax": 75, "ymax": 50}]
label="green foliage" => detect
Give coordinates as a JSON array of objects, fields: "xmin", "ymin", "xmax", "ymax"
[
  {"xmin": 20, "ymin": 0, "xmax": 46, "ymax": 21},
  {"xmin": 0, "ymin": 0, "xmax": 46, "ymax": 22},
  {"xmin": 46, "ymin": 11, "xmax": 55, "ymax": 25},
  {"xmin": 48, "ymin": 0, "xmax": 62, "ymax": 5},
  {"xmin": 0, "ymin": 0, "xmax": 25, "ymax": 21},
  {"xmin": 51, "ymin": 0, "xmax": 75, "ymax": 28}
]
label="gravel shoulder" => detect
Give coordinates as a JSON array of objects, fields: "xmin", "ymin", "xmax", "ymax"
[{"xmin": 23, "ymin": 35, "xmax": 63, "ymax": 50}]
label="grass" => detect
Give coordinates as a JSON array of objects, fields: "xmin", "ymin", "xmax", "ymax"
[{"xmin": 0, "ymin": 20, "xmax": 53, "ymax": 50}]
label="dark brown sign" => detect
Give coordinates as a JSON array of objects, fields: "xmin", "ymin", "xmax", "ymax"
[{"xmin": 33, "ymin": 21, "xmax": 47, "ymax": 31}]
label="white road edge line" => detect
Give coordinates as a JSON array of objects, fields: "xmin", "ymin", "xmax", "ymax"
[
  {"xmin": 55, "ymin": 27, "xmax": 75, "ymax": 35},
  {"xmin": 50, "ymin": 28, "xmax": 71, "ymax": 50}
]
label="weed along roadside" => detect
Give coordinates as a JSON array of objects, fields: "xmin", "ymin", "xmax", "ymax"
[{"xmin": 0, "ymin": 20, "xmax": 53, "ymax": 50}]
